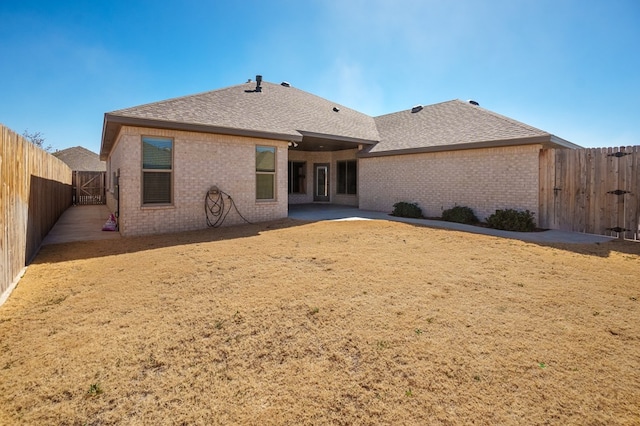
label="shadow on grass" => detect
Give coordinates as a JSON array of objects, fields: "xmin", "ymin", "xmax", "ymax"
[
  {"xmin": 32, "ymin": 215, "xmax": 640, "ymax": 267},
  {"xmin": 414, "ymin": 222, "xmax": 640, "ymax": 258},
  {"xmin": 383, "ymin": 216, "xmax": 640, "ymax": 258},
  {"xmin": 540, "ymin": 239, "xmax": 640, "ymax": 258},
  {"xmin": 32, "ymin": 218, "xmax": 311, "ymax": 265}
]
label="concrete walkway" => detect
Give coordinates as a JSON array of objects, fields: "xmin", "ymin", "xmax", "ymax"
[
  {"xmin": 42, "ymin": 205, "xmax": 121, "ymax": 245},
  {"xmin": 42, "ymin": 203, "xmax": 615, "ymax": 246},
  {"xmin": 288, "ymin": 204, "xmax": 615, "ymax": 244}
]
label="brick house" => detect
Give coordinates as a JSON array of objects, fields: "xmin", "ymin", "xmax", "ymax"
[
  {"xmin": 100, "ymin": 77, "xmax": 579, "ymax": 236},
  {"xmin": 53, "ymin": 146, "xmax": 106, "ymax": 172}
]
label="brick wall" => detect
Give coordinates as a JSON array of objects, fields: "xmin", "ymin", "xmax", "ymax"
[
  {"xmin": 103, "ymin": 128, "xmax": 540, "ymax": 235},
  {"xmin": 359, "ymin": 145, "xmax": 542, "ymax": 222},
  {"xmin": 106, "ymin": 126, "xmax": 288, "ymax": 236}
]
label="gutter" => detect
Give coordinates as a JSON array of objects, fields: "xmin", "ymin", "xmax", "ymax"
[
  {"xmin": 549, "ymin": 135, "xmax": 582, "ymax": 149},
  {"xmin": 297, "ymin": 130, "xmax": 378, "ymax": 146},
  {"xmin": 358, "ymin": 135, "xmax": 580, "ymax": 158},
  {"xmin": 100, "ymin": 114, "xmax": 303, "ymax": 160}
]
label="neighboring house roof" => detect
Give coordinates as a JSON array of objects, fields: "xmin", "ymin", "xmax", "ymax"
[
  {"xmin": 101, "ymin": 80, "xmax": 379, "ymax": 159},
  {"xmin": 100, "ymin": 79, "xmax": 580, "ymax": 159},
  {"xmin": 53, "ymin": 146, "xmax": 106, "ymax": 171},
  {"xmin": 365, "ymin": 100, "xmax": 580, "ymax": 156}
]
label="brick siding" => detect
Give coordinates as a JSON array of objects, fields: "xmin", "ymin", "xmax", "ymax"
[
  {"xmin": 359, "ymin": 145, "xmax": 542, "ymax": 223},
  {"xmin": 106, "ymin": 126, "xmax": 288, "ymax": 236},
  {"xmin": 104, "ymin": 127, "xmax": 544, "ymax": 236}
]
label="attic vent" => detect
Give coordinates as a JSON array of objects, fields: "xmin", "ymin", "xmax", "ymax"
[
  {"xmin": 468, "ymin": 100, "xmax": 479, "ymax": 106},
  {"xmin": 255, "ymin": 75, "xmax": 262, "ymax": 92},
  {"xmin": 333, "ymin": 107, "xmax": 340, "ymax": 112},
  {"xmin": 281, "ymin": 81, "xmax": 290, "ymax": 87},
  {"xmin": 411, "ymin": 105, "xmax": 423, "ymax": 113}
]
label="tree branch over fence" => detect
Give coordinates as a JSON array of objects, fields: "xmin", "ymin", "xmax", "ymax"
[{"xmin": 22, "ymin": 129, "xmax": 53, "ymax": 152}]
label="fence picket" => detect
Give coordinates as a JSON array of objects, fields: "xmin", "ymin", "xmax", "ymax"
[
  {"xmin": 540, "ymin": 145, "xmax": 640, "ymax": 240},
  {"xmin": 0, "ymin": 124, "xmax": 72, "ymax": 301}
]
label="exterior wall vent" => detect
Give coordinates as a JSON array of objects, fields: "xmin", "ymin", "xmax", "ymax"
[{"xmin": 411, "ymin": 105, "xmax": 423, "ymax": 113}]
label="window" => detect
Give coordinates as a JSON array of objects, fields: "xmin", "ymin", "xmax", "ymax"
[
  {"xmin": 142, "ymin": 137, "xmax": 172, "ymax": 204},
  {"xmin": 337, "ymin": 160, "xmax": 357, "ymax": 195},
  {"xmin": 288, "ymin": 161, "xmax": 306, "ymax": 194},
  {"xmin": 256, "ymin": 146, "xmax": 276, "ymax": 200}
]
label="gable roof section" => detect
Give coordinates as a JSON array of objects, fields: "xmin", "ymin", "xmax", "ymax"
[
  {"xmin": 101, "ymin": 81, "xmax": 379, "ymax": 159},
  {"xmin": 53, "ymin": 146, "xmax": 106, "ymax": 171},
  {"xmin": 365, "ymin": 100, "xmax": 579, "ymax": 156}
]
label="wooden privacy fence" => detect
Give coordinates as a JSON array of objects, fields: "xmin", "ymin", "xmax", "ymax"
[
  {"xmin": 539, "ymin": 146, "xmax": 640, "ymax": 240},
  {"xmin": 1, "ymin": 124, "xmax": 72, "ymax": 302},
  {"xmin": 73, "ymin": 171, "xmax": 106, "ymax": 205}
]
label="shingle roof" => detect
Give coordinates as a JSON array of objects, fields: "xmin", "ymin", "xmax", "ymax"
[
  {"xmin": 53, "ymin": 146, "xmax": 106, "ymax": 171},
  {"xmin": 102, "ymin": 81, "xmax": 379, "ymax": 158},
  {"xmin": 101, "ymin": 81, "xmax": 579, "ymax": 159},
  {"xmin": 367, "ymin": 99, "xmax": 575, "ymax": 155}
]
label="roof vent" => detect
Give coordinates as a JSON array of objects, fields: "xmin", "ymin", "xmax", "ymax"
[
  {"xmin": 281, "ymin": 81, "xmax": 290, "ymax": 87},
  {"xmin": 411, "ymin": 105, "xmax": 423, "ymax": 113},
  {"xmin": 255, "ymin": 75, "xmax": 262, "ymax": 92},
  {"xmin": 333, "ymin": 107, "xmax": 340, "ymax": 112},
  {"xmin": 468, "ymin": 99, "xmax": 479, "ymax": 106}
]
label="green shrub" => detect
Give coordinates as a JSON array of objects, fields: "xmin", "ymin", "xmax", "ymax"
[
  {"xmin": 392, "ymin": 202, "xmax": 423, "ymax": 218},
  {"xmin": 486, "ymin": 209, "xmax": 536, "ymax": 232},
  {"xmin": 441, "ymin": 206, "xmax": 478, "ymax": 224}
]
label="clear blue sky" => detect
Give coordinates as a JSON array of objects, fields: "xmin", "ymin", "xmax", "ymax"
[{"xmin": 1, "ymin": 0, "xmax": 638, "ymax": 153}]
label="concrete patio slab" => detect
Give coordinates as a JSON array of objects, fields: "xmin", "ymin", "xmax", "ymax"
[{"xmin": 42, "ymin": 205, "xmax": 120, "ymax": 245}]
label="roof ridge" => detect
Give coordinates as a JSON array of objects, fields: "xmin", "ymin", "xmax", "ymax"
[
  {"xmin": 54, "ymin": 146, "xmax": 98, "ymax": 155},
  {"xmin": 260, "ymin": 81, "xmax": 372, "ymax": 115},
  {"xmin": 374, "ymin": 99, "xmax": 463, "ymax": 119},
  {"xmin": 452, "ymin": 99, "xmax": 550, "ymax": 136}
]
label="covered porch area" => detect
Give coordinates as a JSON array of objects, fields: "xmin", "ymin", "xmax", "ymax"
[{"xmin": 286, "ymin": 132, "xmax": 374, "ymax": 207}]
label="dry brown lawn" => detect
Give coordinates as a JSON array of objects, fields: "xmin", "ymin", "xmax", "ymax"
[{"xmin": 1, "ymin": 219, "xmax": 639, "ymax": 425}]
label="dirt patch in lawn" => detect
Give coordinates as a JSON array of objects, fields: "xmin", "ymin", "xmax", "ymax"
[{"xmin": 1, "ymin": 219, "xmax": 639, "ymax": 425}]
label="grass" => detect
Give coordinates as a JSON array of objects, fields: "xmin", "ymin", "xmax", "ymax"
[
  {"xmin": 1, "ymin": 218, "xmax": 639, "ymax": 424},
  {"xmin": 87, "ymin": 383, "xmax": 103, "ymax": 396}
]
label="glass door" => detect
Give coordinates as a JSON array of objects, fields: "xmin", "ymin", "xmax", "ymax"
[{"xmin": 314, "ymin": 163, "xmax": 330, "ymax": 202}]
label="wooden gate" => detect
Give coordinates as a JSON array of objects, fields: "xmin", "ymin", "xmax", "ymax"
[
  {"xmin": 73, "ymin": 171, "xmax": 106, "ymax": 205},
  {"xmin": 539, "ymin": 146, "xmax": 640, "ymax": 240}
]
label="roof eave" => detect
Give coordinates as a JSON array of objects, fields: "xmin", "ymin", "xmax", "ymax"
[
  {"xmin": 100, "ymin": 115, "xmax": 113, "ymax": 160},
  {"xmin": 297, "ymin": 130, "xmax": 378, "ymax": 146},
  {"xmin": 358, "ymin": 135, "xmax": 568, "ymax": 158},
  {"xmin": 548, "ymin": 135, "xmax": 582, "ymax": 149},
  {"xmin": 100, "ymin": 114, "xmax": 304, "ymax": 160}
]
